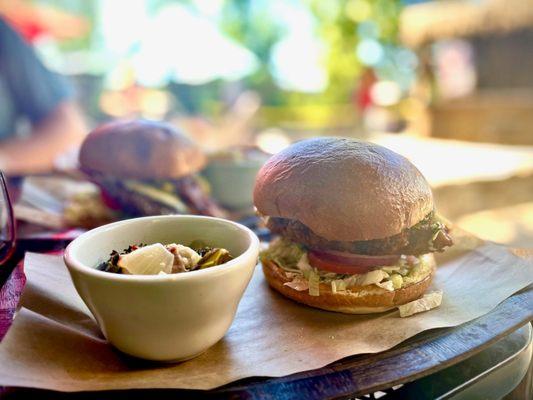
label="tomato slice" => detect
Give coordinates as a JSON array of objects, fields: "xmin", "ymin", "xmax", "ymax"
[
  {"xmin": 308, "ymin": 251, "xmax": 400, "ymax": 275},
  {"xmin": 99, "ymin": 188, "xmax": 122, "ymax": 210}
]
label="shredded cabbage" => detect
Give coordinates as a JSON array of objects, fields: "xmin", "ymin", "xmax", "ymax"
[
  {"xmin": 390, "ymin": 274, "xmax": 403, "ymax": 289},
  {"xmin": 265, "ymin": 241, "xmax": 434, "ymax": 296},
  {"xmin": 399, "ymin": 290, "xmax": 443, "ymax": 317},
  {"xmin": 261, "ymin": 238, "xmax": 304, "ymax": 270},
  {"xmin": 284, "ymin": 276, "xmax": 309, "ymax": 291},
  {"xmin": 376, "ymin": 280, "xmax": 394, "ymax": 291},
  {"xmin": 297, "ymin": 253, "xmax": 313, "ymax": 279},
  {"xmin": 308, "ymin": 271, "xmax": 320, "ymax": 296},
  {"xmin": 345, "ymin": 270, "xmax": 389, "ymax": 287},
  {"xmin": 382, "ymin": 266, "xmax": 401, "ymax": 274},
  {"xmin": 331, "ymin": 279, "xmax": 346, "ymax": 294}
]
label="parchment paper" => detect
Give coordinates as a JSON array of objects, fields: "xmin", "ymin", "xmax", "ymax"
[{"xmin": 0, "ymin": 234, "xmax": 532, "ymax": 392}]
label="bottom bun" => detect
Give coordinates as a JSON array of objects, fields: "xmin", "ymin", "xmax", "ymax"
[{"xmin": 261, "ymin": 256, "xmax": 435, "ymax": 314}]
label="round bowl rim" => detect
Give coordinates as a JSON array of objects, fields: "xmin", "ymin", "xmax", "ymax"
[{"xmin": 64, "ymin": 215, "xmax": 260, "ymax": 282}]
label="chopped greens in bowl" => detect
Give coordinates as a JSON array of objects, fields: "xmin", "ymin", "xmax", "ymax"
[{"xmin": 98, "ymin": 240, "xmax": 233, "ymax": 275}]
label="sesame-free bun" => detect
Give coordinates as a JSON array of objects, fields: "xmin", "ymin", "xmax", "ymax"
[
  {"xmin": 254, "ymin": 137, "xmax": 434, "ymax": 242},
  {"xmin": 79, "ymin": 120, "xmax": 206, "ymax": 180},
  {"xmin": 262, "ymin": 256, "xmax": 435, "ymax": 314}
]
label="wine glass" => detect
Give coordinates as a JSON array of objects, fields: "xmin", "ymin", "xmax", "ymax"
[{"xmin": 0, "ymin": 172, "xmax": 16, "ymax": 283}]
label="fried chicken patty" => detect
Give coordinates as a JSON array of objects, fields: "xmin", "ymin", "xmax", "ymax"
[{"xmin": 266, "ymin": 212, "xmax": 453, "ymax": 256}]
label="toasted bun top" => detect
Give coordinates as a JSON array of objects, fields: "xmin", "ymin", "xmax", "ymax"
[
  {"xmin": 254, "ymin": 137, "xmax": 434, "ymax": 242},
  {"xmin": 79, "ymin": 120, "xmax": 205, "ymax": 179}
]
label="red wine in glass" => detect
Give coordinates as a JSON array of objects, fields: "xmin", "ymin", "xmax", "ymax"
[{"xmin": 0, "ymin": 172, "xmax": 16, "ymax": 285}]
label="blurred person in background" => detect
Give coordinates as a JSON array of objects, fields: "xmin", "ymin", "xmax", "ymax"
[{"xmin": 0, "ymin": 17, "xmax": 86, "ymax": 176}]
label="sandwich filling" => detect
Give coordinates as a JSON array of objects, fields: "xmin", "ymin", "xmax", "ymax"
[
  {"xmin": 261, "ymin": 238, "xmax": 434, "ymax": 297},
  {"xmin": 266, "ymin": 212, "xmax": 453, "ymax": 256},
  {"xmin": 84, "ymin": 170, "xmax": 225, "ymax": 218}
]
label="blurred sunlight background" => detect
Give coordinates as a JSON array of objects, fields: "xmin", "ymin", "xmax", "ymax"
[{"xmin": 3, "ymin": 0, "xmax": 533, "ymax": 247}]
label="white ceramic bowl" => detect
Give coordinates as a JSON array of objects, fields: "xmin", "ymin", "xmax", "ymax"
[
  {"xmin": 64, "ymin": 215, "xmax": 259, "ymax": 362},
  {"xmin": 202, "ymin": 159, "xmax": 265, "ymax": 210}
]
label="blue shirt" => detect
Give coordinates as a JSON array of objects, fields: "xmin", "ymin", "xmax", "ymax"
[{"xmin": 0, "ymin": 19, "xmax": 71, "ymax": 140}]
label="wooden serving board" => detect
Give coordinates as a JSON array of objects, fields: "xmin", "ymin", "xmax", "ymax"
[{"xmin": 1, "ymin": 269, "xmax": 531, "ymax": 398}]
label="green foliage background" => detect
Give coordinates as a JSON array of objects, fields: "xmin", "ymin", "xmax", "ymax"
[{"xmin": 31, "ymin": 0, "xmax": 404, "ymax": 113}]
